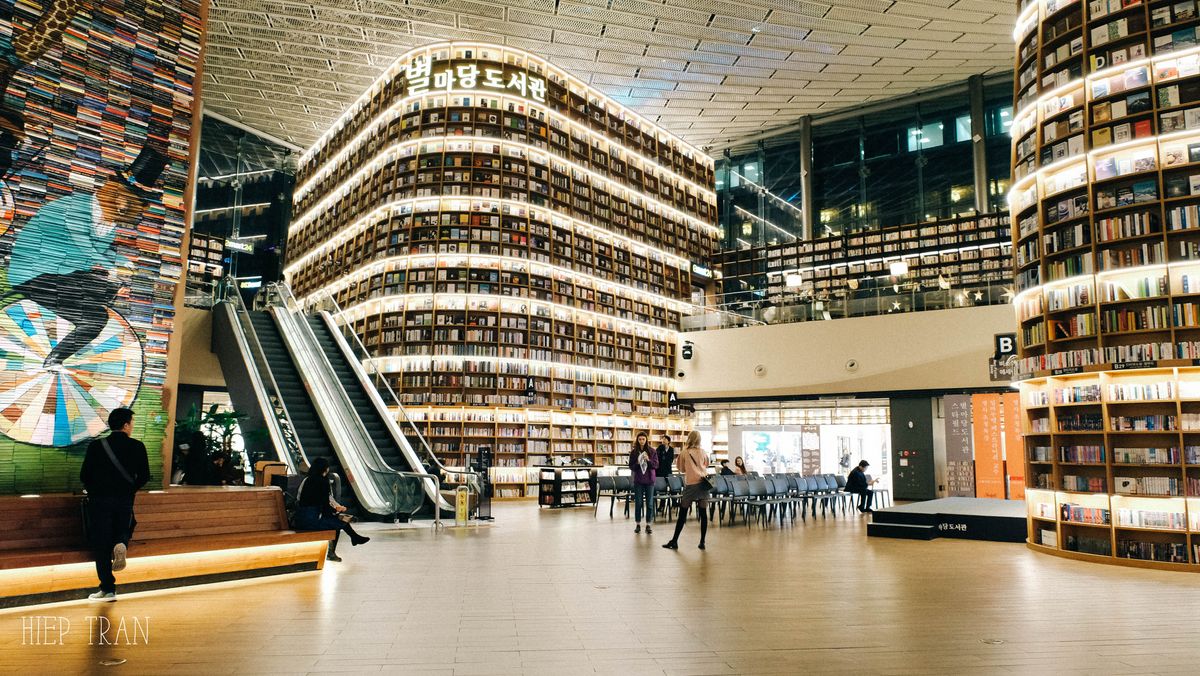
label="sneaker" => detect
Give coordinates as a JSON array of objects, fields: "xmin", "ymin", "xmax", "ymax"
[
  {"xmin": 111, "ymin": 543, "xmax": 127, "ymax": 572},
  {"xmin": 634, "ymin": 524, "xmax": 641, "ymax": 534},
  {"xmin": 88, "ymin": 590, "xmax": 116, "ymax": 602}
]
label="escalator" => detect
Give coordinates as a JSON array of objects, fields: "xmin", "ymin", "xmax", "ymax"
[
  {"xmin": 245, "ymin": 311, "xmax": 351, "ymax": 503},
  {"xmin": 307, "ymin": 316, "xmax": 414, "ymax": 473},
  {"xmin": 212, "ymin": 282, "xmax": 466, "ymax": 519}
]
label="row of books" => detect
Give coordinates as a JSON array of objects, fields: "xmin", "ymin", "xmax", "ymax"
[
  {"xmin": 1110, "ymin": 414, "xmax": 1177, "ymax": 430},
  {"xmin": 1061, "ymin": 445, "xmax": 1105, "ymax": 463},
  {"xmin": 1114, "ymin": 477, "xmax": 1183, "ymax": 497},
  {"xmin": 1059, "ymin": 413, "xmax": 1105, "ymax": 431},
  {"xmin": 1109, "ymin": 382, "xmax": 1175, "ymax": 401},
  {"xmin": 1061, "ymin": 503, "xmax": 1111, "ymax": 524},
  {"xmin": 1057, "ymin": 384, "xmax": 1102, "ymax": 403},
  {"xmin": 1118, "ymin": 540, "xmax": 1189, "ymax": 562},
  {"xmin": 1102, "ymin": 305, "xmax": 1171, "ymax": 332},
  {"xmin": 1113, "ymin": 446, "xmax": 1180, "ymax": 463},
  {"xmin": 1064, "ymin": 475, "xmax": 1108, "ymax": 492}
]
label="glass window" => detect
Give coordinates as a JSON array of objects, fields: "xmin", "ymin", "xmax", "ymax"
[
  {"xmin": 955, "ymin": 113, "xmax": 972, "ymax": 143},
  {"xmin": 906, "ymin": 122, "xmax": 944, "ymax": 152}
]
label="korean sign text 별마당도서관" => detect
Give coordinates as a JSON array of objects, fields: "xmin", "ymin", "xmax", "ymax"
[{"xmin": 404, "ymin": 55, "xmax": 547, "ymax": 103}]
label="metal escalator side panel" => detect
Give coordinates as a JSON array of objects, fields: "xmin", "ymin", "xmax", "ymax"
[
  {"xmin": 315, "ymin": 311, "xmax": 451, "ymax": 513},
  {"xmin": 269, "ymin": 303, "xmax": 396, "ymax": 515},
  {"xmin": 210, "ymin": 302, "xmax": 302, "ymax": 474}
]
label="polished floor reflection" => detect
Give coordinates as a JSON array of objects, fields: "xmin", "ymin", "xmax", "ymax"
[{"xmin": 2, "ymin": 502, "xmax": 1199, "ymax": 675}]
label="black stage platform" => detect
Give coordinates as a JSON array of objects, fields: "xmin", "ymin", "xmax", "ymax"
[{"xmin": 866, "ymin": 497, "xmax": 1027, "ymax": 542}]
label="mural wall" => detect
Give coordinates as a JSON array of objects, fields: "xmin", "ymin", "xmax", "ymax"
[{"xmin": 0, "ymin": 0, "xmax": 203, "ymax": 493}]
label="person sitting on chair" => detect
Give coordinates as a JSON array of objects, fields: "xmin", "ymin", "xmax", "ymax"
[
  {"xmin": 295, "ymin": 458, "xmax": 370, "ymax": 562},
  {"xmin": 847, "ymin": 460, "xmax": 875, "ymax": 513}
]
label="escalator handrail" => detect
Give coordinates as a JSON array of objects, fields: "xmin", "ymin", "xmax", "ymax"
[
  {"xmin": 316, "ymin": 310, "xmax": 456, "ymax": 513},
  {"xmin": 268, "ymin": 283, "xmax": 428, "ymax": 517},
  {"xmin": 267, "ymin": 292, "xmax": 392, "ymax": 511},
  {"xmin": 313, "ymin": 293, "xmax": 481, "ymax": 491},
  {"xmin": 215, "ymin": 279, "xmax": 304, "ymax": 474}
]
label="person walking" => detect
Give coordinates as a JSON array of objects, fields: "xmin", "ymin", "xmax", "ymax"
[
  {"xmin": 662, "ymin": 431, "xmax": 710, "ymax": 551},
  {"xmin": 847, "ymin": 460, "xmax": 875, "ymax": 513},
  {"xmin": 79, "ymin": 407, "xmax": 149, "ymax": 601},
  {"xmin": 295, "ymin": 458, "xmax": 370, "ymax": 562},
  {"xmin": 629, "ymin": 432, "xmax": 659, "ymax": 534},
  {"xmin": 656, "ymin": 434, "xmax": 674, "ymax": 477}
]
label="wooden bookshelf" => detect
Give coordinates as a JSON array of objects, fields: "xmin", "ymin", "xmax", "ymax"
[
  {"xmin": 718, "ymin": 213, "xmax": 1012, "ymax": 305},
  {"xmin": 285, "ymin": 43, "xmax": 713, "ymax": 494},
  {"xmin": 1013, "ymin": 0, "xmax": 1200, "ymax": 569}
]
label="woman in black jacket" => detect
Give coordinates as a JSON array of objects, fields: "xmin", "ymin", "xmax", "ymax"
[{"xmin": 295, "ymin": 458, "xmax": 370, "ymax": 561}]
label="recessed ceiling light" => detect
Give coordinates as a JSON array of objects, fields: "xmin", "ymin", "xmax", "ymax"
[{"xmin": 751, "ymin": 26, "xmax": 762, "ymax": 33}]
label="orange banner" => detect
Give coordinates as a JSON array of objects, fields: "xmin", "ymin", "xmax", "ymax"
[
  {"xmin": 972, "ymin": 394, "xmax": 1006, "ymax": 499},
  {"xmin": 1003, "ymin": 392, "xmax": 1025, "ymax": 500}
]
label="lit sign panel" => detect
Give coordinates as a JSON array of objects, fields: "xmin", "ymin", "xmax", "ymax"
[{"xmin": 404, "ymin": 55, "xmax": 547, "ymax": 103}]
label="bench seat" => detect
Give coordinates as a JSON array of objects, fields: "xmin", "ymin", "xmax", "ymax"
[{"xmin": 0, "ymin": 487, "xmax": 335, "ymax": 608}]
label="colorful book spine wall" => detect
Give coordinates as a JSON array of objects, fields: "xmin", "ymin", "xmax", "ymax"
[
  {"xmin": 0, "ymin": 1, "xmax": 202, "ymax": 493},
  {"xmin": 285, "ymin": 43, "xmax": 716, "ymax": 494}
]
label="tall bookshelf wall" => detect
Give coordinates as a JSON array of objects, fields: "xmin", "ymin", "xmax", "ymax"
[
  {"xmin": 286, "ymin": 43, "xmax": 717, "ymax": 497},
  {"xmin": 1013, "ymin": 0, "xmax": 1200, "ymax": 567}
]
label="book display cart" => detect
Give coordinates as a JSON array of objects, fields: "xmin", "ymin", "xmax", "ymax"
[
  {"xmin": 285, "ymin": 43, "xmax": 713, "ymax": 494},
  {"xmin": 538, "ymin": 467, "xmax": 596, "ymax": 508},
  {"xmin": 1013, "ymin": 0, "xmax": 1200, "ymax": 568}
]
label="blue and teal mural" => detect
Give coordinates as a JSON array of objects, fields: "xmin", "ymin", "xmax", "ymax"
[{"xmin": 0, "ymin": 0, "xmax": 202, "ymax": 492}]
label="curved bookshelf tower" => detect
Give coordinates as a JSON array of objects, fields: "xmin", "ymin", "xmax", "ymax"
[
  {"xmin": 285, "ymin": 43, "xmax": 717, "ymax": 497},
  {"xmin": 1013, "ymin": 0, "xmax": 1200, "ymax": 568}
]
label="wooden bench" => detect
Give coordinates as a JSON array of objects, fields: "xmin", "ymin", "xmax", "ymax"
[{"xmin": 0, "ymin": 487, "xmax": 335, "ymax": 608}]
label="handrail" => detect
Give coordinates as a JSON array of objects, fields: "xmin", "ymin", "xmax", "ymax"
[
  {"xmin": 312, "ymin": 292, "xmax": 481, "ymax": 495},
  {"xmin": 215, "ymin": 277, "xmax": 305, "ymax": 473},
  {"xmin": 314, "ymin": 309, "xmax": 457, "ymax": 514},
  {"xmin": 267, "ymin": 282, "xmax": 439, "ymax": 522}
]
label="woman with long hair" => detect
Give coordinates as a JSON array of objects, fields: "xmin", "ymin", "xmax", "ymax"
[
  {"xmin": 662, "ymin": 430, "xmax": 710, "ymax": 551},
  {"xmin": 295, "ymin": 458, "xmax": 370, "ymax": 562},
  {"xmin": 733, "ymin": 456, "xmax": 748, "ymax": 475},
  {"xmin": 629, "ymin": 431, "xmax": 659, "ymax": 534}
]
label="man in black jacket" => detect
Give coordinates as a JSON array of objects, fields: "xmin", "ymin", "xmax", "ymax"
[
  {"xmin": 656, "ymin": 434, "xmax": 675, "ymax": 477},
  {"xmin": 79, "ymin": 407, "xmax": 150, "ymax": 601},
  {"xmin": 847, "ymin": 460, "xmax": 874, "ymax": 513}
]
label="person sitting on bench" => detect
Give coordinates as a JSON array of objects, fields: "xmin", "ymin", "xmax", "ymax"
[{"xmin": 295, "ymin": 458, "xmax": 369, "ymax": 562}]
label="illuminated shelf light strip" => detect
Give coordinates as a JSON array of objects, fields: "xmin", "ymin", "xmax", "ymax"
[
  {"xmin": 284, "ymin": 195, "xmax": 693, "ymax": 275},
  {"xmin": 295, "ymin": 90, "xmax": 716, "ymax": 203},
  {"xmin": 291, "ymin": 135, "xmax": 720, "ymax": 237},
  {"xmin": 293, "ymin": 252, "xmax": 697, "ymax": 314},
  {"xmin": 1013, "ymin": 262, "xmax": 1199, "ymax": 302},
  {"xmin": 302, "ymin": 42, "xmax": 713, "ymax": 169},
  {"xmin": 1009, "ymin": 130, "xmax": 1200, "ymax": 207},
  {"xmin": 329, "ymin": 293, "xmax": 678, "ymax": 341},
  {"xmin": 368, "ymin": 354, "xmax": 677, "ymax": 387}
]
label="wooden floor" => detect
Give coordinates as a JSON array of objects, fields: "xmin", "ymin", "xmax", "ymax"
[{"xmin": 2, "ymin": 501, "xmax": 1199, "ymax": 675}]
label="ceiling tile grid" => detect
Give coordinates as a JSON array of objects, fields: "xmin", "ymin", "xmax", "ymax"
[{"xmin": 203, "ymin": 0, "xmax": 1015, "ymax": 152}]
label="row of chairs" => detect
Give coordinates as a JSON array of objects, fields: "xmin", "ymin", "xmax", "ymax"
[{"xmin": 595, "ymin": 472, "xmax": 891, "ymax": 527}]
